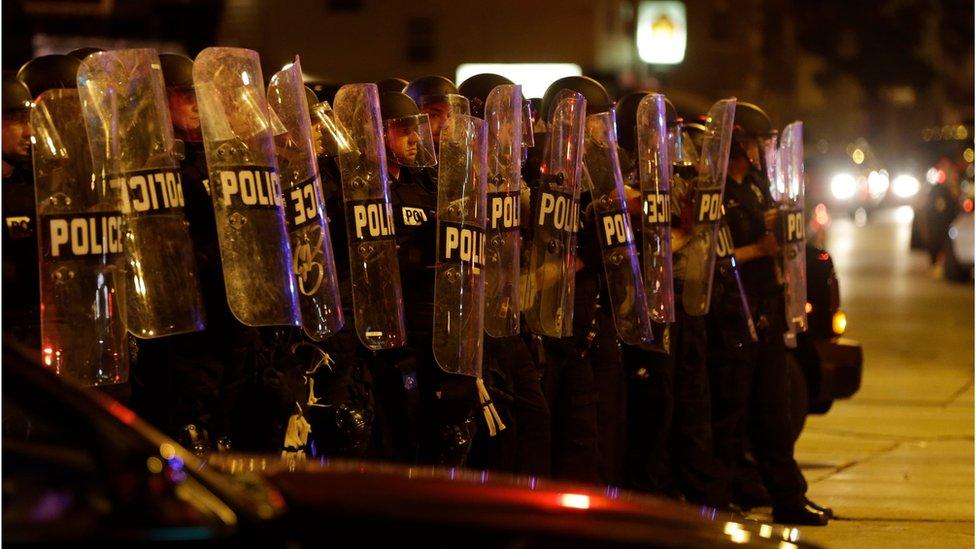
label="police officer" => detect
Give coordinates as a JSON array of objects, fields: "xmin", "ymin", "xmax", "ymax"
[
  {"xmin": 295, "ymin": 86, "xmax": 376, "ymax": 459},
  {"xmin": 152, "ymin": 53, "xmax": 308, "ymax": 455},
  {"xmin": 14, "ymin": 54, "xmax": 82, "ymax": 355},
  {"xmin": 378, "ymin": 90, "xmax": 479, "ymax": 465},
  {"xmin": 723, "ymin": 117, "xmax": 831, "ymax": 525},
  {"xmin": 521, "ymin": 76, "xmax": 609, "ymax": 484},
  {"xmin": 612, "ymin": 90, "xmax": 678, "ymax": 494},
  {"xmin": 659, "ymin": 113, "xmax": 734, "ymax": 507},
  {"xmin": 700, "ymin": 105, "xmax": 768, "ymax": 511},
  {"xmin": 458, "ymin": 73, "xmax": 551, "ymax": 476},
  {"xmin": 118, "ymin": 52, "xmax": 233, "ymax": 452},
  {"xmin": 2, "ymin": 73, "xmax": 38, "ymax": 348}
]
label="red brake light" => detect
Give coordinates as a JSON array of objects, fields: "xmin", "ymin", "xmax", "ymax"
[
  {"xmin": 818, "ymin": 252, "xmax": 830, "ymax": 261},
  {"xmin": 964, "ymin": 199, "xmax": 973, "ymax": 213}
]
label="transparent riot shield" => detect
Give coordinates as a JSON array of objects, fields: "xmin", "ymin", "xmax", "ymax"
[
  {"xmin": 433, "ymin": 114, "xmax": 487, "ymax": 375},
  {"xmin": 583, "ymin": 111, "xmax": 652, "ymax": 345},
  {"xmin": 77, "ymin": 48, "xmax": 205, "ymax": 339},
  {"xmin": 268, "ymin": 57, "xmax": 344, "ymax": 340},
  {"xmin": 310, "ymin": 100, "xmax": 355, "ymax": 158},
  {"xmin": 418, "ymin": 93, "xmax": 471, "ymax": 118},
  {"xmin": 32, "ymin": 89, "xmax": 129, "ymax": 386},
  {"xmin": 681, "ymin": 98, "xmax": 736, "ymax": 316},
  {"xmin": 524, "ymin": 90, "xmax": 586, "ymax": 337},
  {"xmin": 762, "ymin": 130, "xmax": 779, "ymax": 195},
  {"xmin": 637, "ymin": 93, "xmax": 675, "ymax": 325},
  {"xmin": 715, "ymin": 217, "xmax": 758, "ymax": 343},
  {"xmin": 483, "ymin": 84, "xmax": 522, "ymax": 337},
  {"xmin": 332, "ymin": 83, "xmax": 406, "ymax": 350},
  {"xmin": 777, "ymin": 122, "xmax": 807, "ymax": 333},
  {"xmin": 193, "ymin": 47, "xmax": 299, "ymax": 327}
]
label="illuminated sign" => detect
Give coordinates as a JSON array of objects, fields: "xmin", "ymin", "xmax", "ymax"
[
  {"xmin": 455, "ymin": 63, "xmax": 583, "ymax": 99},
  {"xmin": 637, "ymin": 1, "xmax": 687, "ymax": 65}
]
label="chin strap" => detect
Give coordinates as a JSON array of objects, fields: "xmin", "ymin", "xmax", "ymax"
[{"xmin": 476, "ymin": 377, "xmax": 506, "ymax": 437}]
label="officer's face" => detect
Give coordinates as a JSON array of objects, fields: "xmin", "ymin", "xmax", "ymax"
[
  {"xmin": 167, "ymin": 89, "xmax": 201, "ymax": 141},
  {"xmin": 1, "ymin": 111, "xmax": 31, "ymax": 160},
  {"xmin": 421, "ymin": 102, "xmax": 451, "ymax": 142},
  {"xmin": 387, "ymin": 124, "xmax": 420, "ymax": 164}
]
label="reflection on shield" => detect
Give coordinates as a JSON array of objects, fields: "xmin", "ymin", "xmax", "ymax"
[
  {"xmin": 583, "ymin": 110, "xmax": 653, "ymax": 345},
  {"xmin": 268, "ymin": 56, "xmax": 344, "ymax": 340},
  {"xmin": 194, "ymin": 47, "xmax": 300, "ymax": 328},
  {"xmin": 483, "ymin": 84, "xmax": 523, "ymax": 338},
  {"xmin": 681, "ymin": 98, "xmax": 736, "ymax": 316},
  {"xmin": 524, "ymin": 90, "xmax": 587, "ymax": 338},
  {"xmin": 33, "ymin": 89, "xmax": 129, "ymax": 386},
  {"xmin": 637, "ymin": 93, "xmax": 676, "ymax": 326},
  {"xmin": 333, "ymin": 83, "xmax": 406, "ymax": 350},
  {"xmin": 433, "ymin": 113, "xmax": 487, "ymax": 376},
  {"xmin": 78, "ymin": 48, "xmax": 206, "ymax": 339}
]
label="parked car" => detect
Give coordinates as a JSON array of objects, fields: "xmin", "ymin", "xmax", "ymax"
[
  {"xmin": 788, "ymin": 243, "xmax": 863, "ymax": 438},
  {"xmin": 3, "ymin": 340, "xmax": 820, "ymax": 547}
]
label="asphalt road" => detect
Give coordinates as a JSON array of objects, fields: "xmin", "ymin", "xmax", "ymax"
[{"xmin": 793, "ymin": 206, "xmax": 974, "ymax": 548}]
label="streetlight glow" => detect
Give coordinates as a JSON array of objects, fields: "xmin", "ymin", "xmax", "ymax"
[{"xmin": 637, "ymin": 1, "xmax": 687, "ymax": 65}]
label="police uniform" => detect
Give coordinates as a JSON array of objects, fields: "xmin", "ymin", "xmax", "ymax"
[
  {"xmin": 723, "ymin": 167, "xmax": 814, "ymax": 519},
  {"xmin": 530, "ymin": 185, "xmax": 601, "ymax": 485},
  {"xmin": 457, "ymin": 73, "xmax": 551, "ymax": 477},
  {"xmin": 388, "ymin": 166, "xmax": 479, "ymax": 465},
  {"xmin": 660, "ymin": 159, "xmax": 730, "ymax": 507},
  {"xmin": 705, "ymin": 220, "xmax": 760, "ymax": 506},
  {"xmin": 2, "ymin": 159, "xmax": 39, "ymax": 348},
  {"xmin": 304, "ymin": 156, "xmax": 375, "ymax": 458}
]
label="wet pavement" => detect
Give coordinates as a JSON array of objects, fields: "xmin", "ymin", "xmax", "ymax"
[{"xmin": 792, "ymin": 206, "xmax": 973, "ymax": 548}]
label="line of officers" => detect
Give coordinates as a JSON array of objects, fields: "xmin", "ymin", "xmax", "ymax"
[{"xmin": 1, "ymin": 46, "xmax": 829, "ymax": 525}]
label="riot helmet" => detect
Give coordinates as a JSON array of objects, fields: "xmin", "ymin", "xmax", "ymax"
[
  {"xmin": 159, "ymin": 53, "xmax": 201, "ymax": 142},
  {"xmin": 404, "ymin": 75, "xmax": 468, "ymax": 144},
  {"xmin": 616, "ymin": 91, "xmax": 678, "ymax": 154},
  {"xmin": 458, "ymin": 73, "xmax": 512, "ymax": 119},
  {"xmin": 732, "ymin": 101, "xmax": 773, "ymax": 170},
  {"xmin": 3, "ymin": 73, "xmax": 32, "ymax": 112},
  {"xmin": 379, "ymin": 91, "xmax": 436, "ymax": 168},
  {"xmin": 459, "ymin": 72, "xmax": 533, "ymax": 155},
  {"xmin": 17, "ymin": 55, "xmax": 81, "ymax": 98},
  {"xmin": 2, "ymin": 73, "xmax": 33, "ymax": 163},
  {"xmin": 66, "ymin": 47, "xmax": 105, "ymax": 61},
  {"xmin": 376, "ymin": 77, "xmax": 408, "ymax": 94},
  {"xmin": 540, "ymin": 75, "xmax": 611, "ymax": 123}
]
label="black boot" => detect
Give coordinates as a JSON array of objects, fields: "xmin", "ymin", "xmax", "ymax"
[
  {"xmin": 804, "ymin": 497, "xmax": 834, "ymax": 519},
  {"xmin": 772, "ymin": 502, "xmax": 829, "ymax": 526}
]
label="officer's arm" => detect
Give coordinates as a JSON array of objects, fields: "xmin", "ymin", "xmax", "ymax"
[{"xmin": 735, "ymin": 232, "xmax": 778, "ymax": 263}]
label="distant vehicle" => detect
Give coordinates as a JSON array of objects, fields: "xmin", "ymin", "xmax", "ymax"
[
  {"xmin": 817, "ymin": 141, "xmax": 921, "ymax": 222},
  {"xmin": 945, "ymin": 200, "xmax": 974, "ymax": 282},
  {"xmin": 2, "ymin": 341, "xmax": 822, "ymax": 547}
]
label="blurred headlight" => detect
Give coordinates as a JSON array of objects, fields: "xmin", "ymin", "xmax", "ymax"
[
  {"xmin": 867, "ymin": 170, "xmax": 889, "ymax": 199},
  {"xmin": 832, "ymin": 310, "xmax": 847, "ymax": 335},
  {"xmin": 831, "ymin": 173, "xmax": 857, "ymax": 200},
  {"xmin": 892, "ymin": 174, "xmax": 920, "ymax": 198}
]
